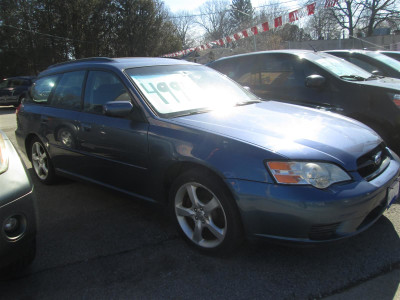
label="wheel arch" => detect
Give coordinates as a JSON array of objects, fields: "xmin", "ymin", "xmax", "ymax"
[
  {"xmin": 162, "ymin": 161, "xmax": 242, "ymax": 220},
  {"xmin": 165, "ymin": 161, "xmax": 245, "ymax": 252},
  {"xmin": 164, "ymin": 162, "xmax": 219, "ymax": 198}
]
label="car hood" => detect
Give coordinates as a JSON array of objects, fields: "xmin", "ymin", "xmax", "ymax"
[
  {"xmin": 355, "ymin": 76, "xmax": 400, "ymax": 90},
  {"xmin": 171, "ymin": 101, "xmax": 382, "ymax": 170}
]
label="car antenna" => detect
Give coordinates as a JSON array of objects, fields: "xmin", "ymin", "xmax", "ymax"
[{"xmin": 309, "ymin": 44, "xmax": 317, "ymax": 52}]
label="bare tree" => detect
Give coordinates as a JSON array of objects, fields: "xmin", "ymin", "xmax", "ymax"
[
  {"xmin": 359, "ymin": 0, "xmax": 398, "ymax": 36},
  {"xmin": 197, "ymin": 0, "xmax": 232, "ymax": 41},
  {"xmin": 306, "ymin": 7, "xmax": 341, "ymax": 40},
  {"xmin": 171, "ymin": 11, "xmax": 196, "ymax": 49},
  {"xmin": 252, "ymin": 1, "xmax": 285, "ymax": 51},
  {"xmin": 329, "ymin": 0, "xmax": 366, "ymax": 38}
]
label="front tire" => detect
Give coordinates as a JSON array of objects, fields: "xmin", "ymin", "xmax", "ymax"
[
  {"xmin": 30, "ymin": 137, "xmax": 56, "ymax": 184},
  {"xmin": 170, "ymin": 169, "xmax": 243, "ymax": 254}
]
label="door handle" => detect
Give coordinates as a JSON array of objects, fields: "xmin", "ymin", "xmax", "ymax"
[{"xmin": 81, "ymin": 123, "xmax": 92, "ymax": 131}]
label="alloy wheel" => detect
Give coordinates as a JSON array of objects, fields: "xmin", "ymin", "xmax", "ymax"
[
  {"xmin": 174, "ymin": 182, "xmax": 227, "ymax": 248},
  {"xmin": 31, "ymin": 142, "xmax": 49, "ymax": 180}
]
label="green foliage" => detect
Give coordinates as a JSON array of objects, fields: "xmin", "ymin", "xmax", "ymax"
[
  {"xmin": 0, "ymin": 0, "xmax": 182, "ymax": 77},
  {"xmin": 230, "ymin": 0, "xmax": 253, "ymax": 29}
]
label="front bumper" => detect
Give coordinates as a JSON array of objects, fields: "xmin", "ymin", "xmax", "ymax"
[
  {"xmin": 0, "ymin": 190, "xmax": 36, "ymax": 269},
  {"xmin": 228, "ymin": 157, "xmax": 400, "ymax": 243},
  {"xmin": 0, "ymin": 135, "xmax": 37, "ymax": 268}
]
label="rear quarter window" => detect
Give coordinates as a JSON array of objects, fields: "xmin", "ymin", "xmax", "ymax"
[
  {"xmin": 50, "ymin": 71, "xmax": 85, "ymax": 110},
  {"xmin": 209, "ymin": 59, "xmax": 239, "ymax": 79},
  {"xmin": 30, "ymin": 75, "xmax": 60, "ymax": 104}
]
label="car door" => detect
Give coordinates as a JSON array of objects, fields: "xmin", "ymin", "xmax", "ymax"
[
  {"xmin": 230, "ymin": 54, "xmax": 293, "ymax": 100},
  {"xmin": 232, "ymin": 54, "xmax": 336, "ymax": 110},
  {"xmin": 38, "ymin": 71, "xmax": 86, "ymax": 174},
  {"xmin": 285, "ymin": 58, "xmax": 339, "ymax": 111},
  {"xmin": 77, "ymin": 70, "xmax": 150, "ymax": 197}
]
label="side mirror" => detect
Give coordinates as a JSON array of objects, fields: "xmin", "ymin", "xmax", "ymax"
[
  {"xmin": 103, "ymin": 101, "xmax": 133, "ymax": 117},
  {"xmin": 305, "ymin": 74, "xmax": 326, "ymax": 88}
]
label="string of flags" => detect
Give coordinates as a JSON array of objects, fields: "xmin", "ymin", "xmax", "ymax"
[{"xmin": 162, "ymin": 0, "xmax": 339, "ymax": 58}]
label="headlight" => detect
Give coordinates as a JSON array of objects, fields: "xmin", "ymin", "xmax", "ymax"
[
  {"xmin": 388, "ymin": 92, "xmax": 400, "ymax": 107},
  {"xmin": 0, "ymin": 134, "xmax": 9, "ymax": 174},
  {"xmin": 266, "ymin": 161, "xmax": 351, "ymax": 189}
]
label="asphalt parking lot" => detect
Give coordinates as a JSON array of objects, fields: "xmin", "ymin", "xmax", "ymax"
[{"xmin": 0, "ymin": 106, "xmax": 399, "ymax": 299}]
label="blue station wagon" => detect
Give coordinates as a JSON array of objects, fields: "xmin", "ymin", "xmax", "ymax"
[{"xmin": 15, "ymin": 57, "xmax": 400, "ymax": 253}]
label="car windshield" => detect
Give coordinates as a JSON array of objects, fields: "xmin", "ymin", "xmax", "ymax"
[
  {"xmin": 308, "ymin": 54, "xmax": 372, "ymax": 80},
  {"xmin": 126, "ymin": 65, "xmax": 259, "ymax": 118},
  {"xmin": 367, "ymin": 52, "xmax": 400, "ymax": 70}
]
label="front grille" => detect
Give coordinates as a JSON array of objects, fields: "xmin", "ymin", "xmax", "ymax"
[
  {"xmin": 357, "ymin": 143, "xmax": 389, "ymax": 181},
  {"xmin": 309, "ymin": 222, "xmax": 340, "ymax": 240}
]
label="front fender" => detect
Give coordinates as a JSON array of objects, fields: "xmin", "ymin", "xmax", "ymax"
[{"xmin": 147, "ymin": 119, "xmax": 284, "ymax": 198}]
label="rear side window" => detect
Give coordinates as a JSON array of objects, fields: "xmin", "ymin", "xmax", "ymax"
[
  {"xmin": 234, "ymin": 55, "xmax": 296, "ymax": 88},
  {"xmin": 347, "ymin": 57, "xmax": 378, "ymax": 73},
  {"xmin": 0, "ymin": 79, "xmax": 9, "ymax": 88},
  {"xmin": 31, "ymin": 75, "xmax": 60, "ymax": 103},
  {"xmin": 210, "ymin": 59, "xmax": 239, "ymax": 78},
  {"xmin": 20, "ymin": 79, "xmax": 31, "ymax": 86},
  {"xmin": 9, "ymin": 79, "xmax": 24, "ymax": 87},
  {"xmin": 84, "ymin": 71, "xmax": 131, "ymax": 114},
  {"xmin": 50, "ymin": 71, "xmax": 85, "ymax": 110}
]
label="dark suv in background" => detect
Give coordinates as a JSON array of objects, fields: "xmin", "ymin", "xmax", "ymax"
[
  {"xmin": 0, "ymin": 76, "xmax": 35, "ymax": 107},
  {"xmin": 379, "ymin": 51, "xmax": 400, "ymax": 62},
  {"xmin": 325, "ymin": 50, "xmax": 400, "ymax": 79},
  {"xmin": 207, "ymin": 50, "xmax": 400, "ymax": 155}
]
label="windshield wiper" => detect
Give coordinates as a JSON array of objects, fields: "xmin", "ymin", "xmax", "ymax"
[
  {"xmin": 366, "ymin": 74, "xmax": 385, "ymax": 80},
  {"xmin": 339, "ymin": 75, "xmax": 366, "ymax": 81},
  {"xmin": 235, "ymin": 100, "xmax": 262, "ymax": 106},
  {"xmin": 174, "ymin": 109, "xmax": 210, "ymax": 118}
]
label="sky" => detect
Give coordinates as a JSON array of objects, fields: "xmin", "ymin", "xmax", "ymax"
[
  {"xmin": 162, "ymin": 0, "xmax": 287, "ymax": 13},
  {"xmin": 162, "ymin": 0, "xmax": 305, "ymax": 43},
  {"xmin": 163, "ymin": 0, "xmax": 208, "ymax": 12}
]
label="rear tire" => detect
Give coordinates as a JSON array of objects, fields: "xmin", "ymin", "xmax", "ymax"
[
  {"xmin": 169, "ymin": 169, "xmax": 243, "ymax": 254},
  {"xmin": 30, "ymin": 137, "xmax": 57, "ymax": 184}
]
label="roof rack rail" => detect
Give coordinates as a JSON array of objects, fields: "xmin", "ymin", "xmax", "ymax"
[{"xmin": 47, "ymin": 57, "xmax": 114, "ymax": 69}]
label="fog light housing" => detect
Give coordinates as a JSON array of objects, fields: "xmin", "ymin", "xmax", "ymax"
[
  {"xmin": 4, "ymin": 217, "xmax": 18, "ymax": 233},
  {"xmin": 3, "ymin": 215, "xmax": 26, "ymax": 240}
]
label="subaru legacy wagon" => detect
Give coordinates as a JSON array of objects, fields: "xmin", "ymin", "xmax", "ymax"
[{"xmin": 15, "ymin": 57, "xmax": 400, "ymax": 253}]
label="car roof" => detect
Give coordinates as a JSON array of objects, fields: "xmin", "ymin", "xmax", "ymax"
[
  {"xmin": 209, "ymin": 49, "xmax": 335, "ymax": 63},
  {"xmin": 324, "ymin": 49, "xmax": 376, "ymax": 55},
  {"xmin": 2, "ymin": 76, "xmax": 35, "ymax": 80},
  {"xmin": 39, "ymin": 57, "xmax": 197, "ymax": 77},
  {"xmin": 379, "ymin": 51, "xmax": 400, "ymax": 55}
]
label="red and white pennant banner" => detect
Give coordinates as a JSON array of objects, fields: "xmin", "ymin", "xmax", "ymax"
[{"xmin": 162, "ymin": 0, "xmax": 338, "ymax": 58}]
